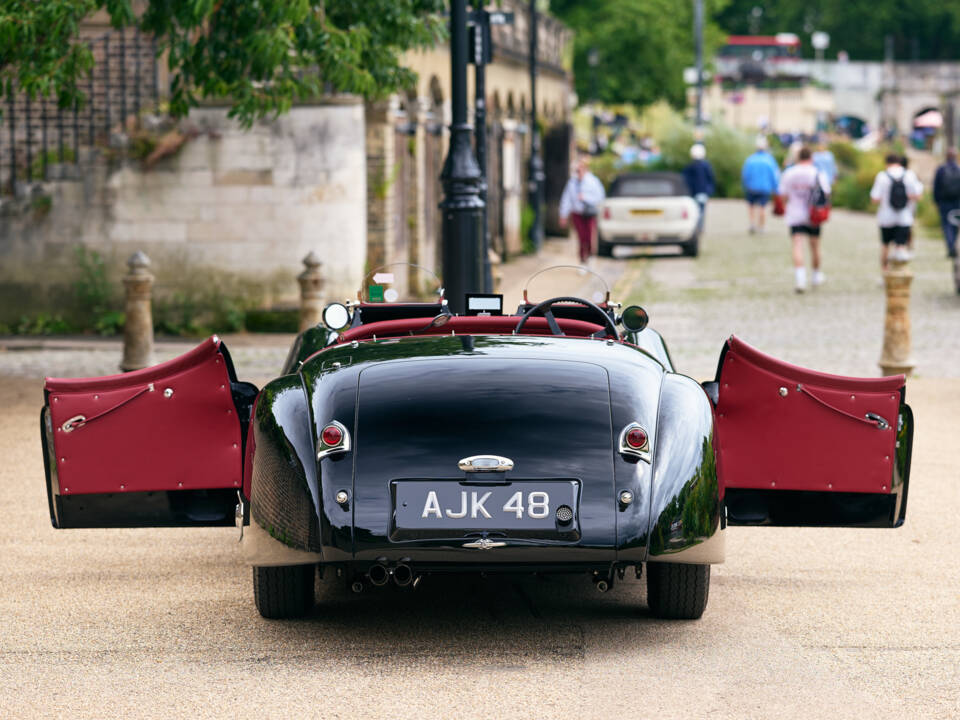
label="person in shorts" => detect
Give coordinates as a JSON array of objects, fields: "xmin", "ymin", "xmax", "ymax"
[
  {"xmin": 741, "ymin": 136, "xmax": 780, "ymax": 234},
  {"xmin": 870, "ymin": 154, "xmax": 923, "ymax": 270},
  {"xmin": 777, "ymin": 147, "xmax": 831, "ymax": 292}
]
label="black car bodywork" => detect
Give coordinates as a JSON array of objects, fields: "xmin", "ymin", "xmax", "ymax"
[{"xmin": 40, "ymin": 270, "xmax": 913, "ymax": 620}]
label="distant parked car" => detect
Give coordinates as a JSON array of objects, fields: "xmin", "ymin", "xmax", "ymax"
[{"xmin": 598, "ymin": 172, "xmax": 701, "ymax": 257}]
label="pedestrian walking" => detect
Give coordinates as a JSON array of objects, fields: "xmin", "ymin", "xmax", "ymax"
[
  {"xmin": 933, "ymin": 148, "xmax": 960, "ymax": 259},
  {"xmin": 812, "ymin": 140, "xmax": 838, "ymax": 185},
  {"xmin": 682, "ymin": 143, "xmax": 715, "ymax": 233},
  {"xmin": 777, "ymin": 146, "xmax": 831, "ymax": 292},
  {"xmin": 869, "ymin": 153, "xmax": 923, "ymax": 271},
  {"xmin": 559, "ymin": 155, "xmax": 606, "ymax": 264},
  {"xmin": 741, "ymin": 136, "xmax": 780, "ymax": 233}
]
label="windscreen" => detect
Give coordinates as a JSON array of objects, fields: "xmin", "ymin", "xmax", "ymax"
[
  {"xmin": 610, "ymin": 175, "xmax": 684, "ymax": 197},
  {"xmin": 521, "ymin": 265, "xmax": 610, "ymax": 307},
  {"xmin": 359, "ymin": 263, "xmax": 443, "ymax": 303}
]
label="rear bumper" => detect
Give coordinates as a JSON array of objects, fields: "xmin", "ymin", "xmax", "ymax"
[{"xmin": 599, "ymin": 220, "xmax": 698, "ymax": 243}]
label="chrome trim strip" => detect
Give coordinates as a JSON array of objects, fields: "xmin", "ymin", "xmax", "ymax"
[
  {"xmin": 458, "ymin": 454, "xmax": 515, "ymax": 472},
  {"xmin": 618, "ymin": 422, "xmax": 651, "ymax": 463},
  {"xmin": 316, "ymin": 419, "xmax": 351, "ymax": 461}
]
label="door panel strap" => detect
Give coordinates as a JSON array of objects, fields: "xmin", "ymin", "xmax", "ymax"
[
  {"xmin": 796, "ymin": 383, "xmax": 890, "ymax": 430},
  {"xmin": 60, "ymin": 383, "xmax": 155, "ymax": 432}
]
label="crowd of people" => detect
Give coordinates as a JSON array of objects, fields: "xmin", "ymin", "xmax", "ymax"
[{"xmin": 558, "ymin": 134, "xmax": 960, "ymax": 293}]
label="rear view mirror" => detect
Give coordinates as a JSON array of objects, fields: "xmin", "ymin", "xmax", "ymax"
[
  {"xmin": 620, "ymin": 305, "xmax": 649, "ymax": 332},
  {"xmin": 322, "ymin": 303, "xmax": 351, "ymax": 331}
]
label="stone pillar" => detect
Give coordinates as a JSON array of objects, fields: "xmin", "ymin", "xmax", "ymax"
[
  {"xmin": 365, "ymin": 99, "xmax": 399, "ymax": 273},
  {"xmin": 298, "ymin": 251, "xmax": 325, "ymax": 332},
  {"xmin": 879, "ymin": 256, "xmax": 915, "ymax": 376},
  {"xmin": 120, "ymin": 251, "xmax": 155, "ymax": 372}
]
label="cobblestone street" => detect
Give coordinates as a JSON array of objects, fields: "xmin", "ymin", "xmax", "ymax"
[{"xmin": 614, "ymin": 199, "xmax": 960, "ymax": 381}]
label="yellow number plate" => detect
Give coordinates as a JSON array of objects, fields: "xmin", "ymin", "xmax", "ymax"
[{"xmin": 630, "ymin": 208, "xmax": 663, "ymax": 215}]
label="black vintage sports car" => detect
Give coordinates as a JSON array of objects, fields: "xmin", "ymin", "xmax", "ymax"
[{"xmin": 41, "ymin": 265, "xmax": 913, "ymax": 620}]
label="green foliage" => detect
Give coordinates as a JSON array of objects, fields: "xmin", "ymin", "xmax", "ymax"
[
  {"xmin": 2, "ymin": 1, "xmax": 445, "ymax": 127},
  {"xmin": 551, "ymin": 0, "xmax": 729, "ymax": 109},
  {"xmin": 15, "ymin": 313, "xmax": 72, "ymax": 335},
  {"xmin": 0, "ymin": 322, "xmax": 11, "ymax": 335},
  {"xmin": 915, "ymin": 193, "xmax": 941, "ymax": 232},
  {"xmin": 829, "ymin": 145, "xmax": 886, "ymax": 212},
  {"xmin": 72, "ymin": 245, "xmax": 113, "ymax": 319},
  {"xmin": 244, "ymin": 309, "xmax": 300, "ymax": 333},
  {"xmin": 520, "ymin": 204, "xmax": 536, "ymax": 254},
  {"xmin": 651, "ymin": 116, "xmax": 753, "ymax": 198},
  {"xmin": 30, "ymin": 194, "xmax": 52, "ymax": 219},
  {"xmin": 716, "ymin": 0, "xmax": 960, "ymax": 61},
  {"xmin": 30, "ymin": 148, "xmax": 77, "ymax": 178},
  {"xmin": 153, "ymin": 287, "xmax": 253, "ymax": 337}
]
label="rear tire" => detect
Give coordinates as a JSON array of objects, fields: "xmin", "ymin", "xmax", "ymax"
[
  {"xmin": 598, "ymin": 239, "xmax": 614, "ymax": 257},
  {"xmin": 681, "ymin": 235, "xmax": 700, "ymax": 257},
  {"xmin": 253, "ymin": 564, "xmax": 315, "ymax": 619},
  {"xmin": 646, "ymin": 562, "xmax": 710, "ymax": 619}
]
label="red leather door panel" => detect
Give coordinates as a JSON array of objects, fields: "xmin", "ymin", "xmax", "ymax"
[
  {"xmin": 714, "ymin": 336, "xmax": 911, "ymax": 527},
  {"xmin": 45, "ymin": 337, "xmax": 244, "ymax": 498}
]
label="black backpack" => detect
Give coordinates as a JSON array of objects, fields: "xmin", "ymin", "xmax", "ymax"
[
  {"xmin": 942, "ymin": 164, "xmax": 960, "ymax": 199},
  {"xmin": 887, "ymin": 172, "xmax": 908, "ymax": 210}
]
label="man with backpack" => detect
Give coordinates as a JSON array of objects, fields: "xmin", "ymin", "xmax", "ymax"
[
  {"xmin": 933, "ymin": 148, "xmax": 960, "ymax": 259},
  {"xmin": 870, "ymin": 154, "xmax": 923, "ymax": 271},
  {"xmin": 777, "ymin": 147, "xmax": 831, "ymax": 293}
]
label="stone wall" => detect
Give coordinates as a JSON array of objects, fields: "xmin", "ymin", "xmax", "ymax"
[{"xmin": 0, "ymin": 101, "xmax": 367, "ymax": 322}]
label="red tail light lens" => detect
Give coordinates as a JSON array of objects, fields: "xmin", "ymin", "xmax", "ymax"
[
  {"xmin": 681, "ymin": 208, "xmax": 688, "ymax": 219},
  {"xmin": 626, "ymin": 427, "xmax": 647, "ymax": 449},
  {"xmin": 321, "ymin": 424, "xmax": 344, "ymax": 447},
  {"xmin": 603, "ymin": 207, "xmax": 611, "ymax": 220}
]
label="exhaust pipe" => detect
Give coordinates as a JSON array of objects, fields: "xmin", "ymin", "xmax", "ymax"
[
  {"xmin": 595, "ymin": 578, "xmax": 610, "ymax": 593},
  {"xmin": 350, "ymin": 580, "xmax": 364, "ymax": 594},
  {"xmin": 367, "ymin": 563, "xmax": 389, "ymax": 587},
  {"xmin": 393, "ymin": 563, "xmax": 414, "ymax": 587}
]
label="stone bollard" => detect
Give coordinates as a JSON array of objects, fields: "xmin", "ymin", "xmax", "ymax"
[
  {"xmin": 879, "ymin": 254, "xmax": 915, "ymax": 377},
  {"xmin": 120, "ymin": 251, "xmax": 155, "ymax": 372},
  {"xmin": 298, "ymin": 251, "xmax": 325, "ymax": 332}
]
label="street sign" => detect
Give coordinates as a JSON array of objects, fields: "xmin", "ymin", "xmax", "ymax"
[{"xmin": 811, "ymin": 31, "xmax": 830, "ymax": 50}]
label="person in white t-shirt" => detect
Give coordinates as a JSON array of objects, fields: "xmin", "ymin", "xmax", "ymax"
[
  {"xmin": 870, "ymin": 154, "xmax": 923, "ymax": 270},
  {"xmin": 777, "ymin": 147, "xmax": 831, "ymax": 292}
]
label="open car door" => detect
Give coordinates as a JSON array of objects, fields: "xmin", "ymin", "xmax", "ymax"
[
  {"xmin": 42, "ymin": 337, "xmax": 258, "ymax": 528},
  {"xmin": 713, "ymin": 336, "xmax": 913, "ymax": 528}
]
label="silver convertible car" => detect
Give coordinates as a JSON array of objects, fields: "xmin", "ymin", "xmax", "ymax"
[{"xmin": 40, "ymin": 266, "xmax": 913, "ymax": 620}]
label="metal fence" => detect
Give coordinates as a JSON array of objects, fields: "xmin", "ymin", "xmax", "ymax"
[{"xmin": 1, "ymin": 28, "xmax": 160, "ymax": 194}]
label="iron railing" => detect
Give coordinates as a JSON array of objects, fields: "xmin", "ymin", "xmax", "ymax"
[{"xmin": 1, "ymin": 28, "xmax": 160, "ymax": 194}]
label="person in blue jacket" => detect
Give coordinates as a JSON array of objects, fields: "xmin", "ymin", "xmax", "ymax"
[
  {"xmin": 683, "ymin": 143, "xmax": 715, "ymax": 233},
  {"xmin": 741, "ymin": 136, "xmax": 780, "ymax": 234}
]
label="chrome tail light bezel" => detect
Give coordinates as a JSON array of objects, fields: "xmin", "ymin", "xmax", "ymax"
[
  {"xmin": 317, "ymin": 420, "xmax": 351, "ymax": 460},
  {"xmin": 618, "ymin": 422, "xmax": 651, "ymax": 463}
]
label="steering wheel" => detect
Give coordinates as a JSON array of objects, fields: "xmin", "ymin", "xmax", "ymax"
[{"xmin": 514, "ymin": 296, "xmax": 620, "ymax": 340}]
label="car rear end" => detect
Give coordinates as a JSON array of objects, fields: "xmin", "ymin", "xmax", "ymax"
[{"xmin": 598, "ymin": 173, "xmax": 700, "ymax": 255}]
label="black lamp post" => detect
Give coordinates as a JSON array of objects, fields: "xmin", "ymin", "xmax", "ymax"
[
  {"xmin": 527, "ymin": 0, "xmax": 545, "ymax": 251},
  {"xmin": 440, "ymin": 0, "xmax": 485, "ymax": 314}
]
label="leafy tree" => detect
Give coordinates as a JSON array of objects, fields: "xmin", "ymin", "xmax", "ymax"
[
  {"xmin": 0, "ymin": 0, "xmax": 445, "ymax": 126},
  {"xmin": 716, "ymin": 0, "xmax": 960, "ymax": 61},
  {"xmin": 549, "ymin": 0, "xmax": 729, "ymax": 109}
]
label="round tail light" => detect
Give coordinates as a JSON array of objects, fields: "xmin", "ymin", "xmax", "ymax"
[
  {"xmin": 603, "ymin": 207, "xmax": 611, "ymax": 220},
  {"xmin": 626, "ymin": 427, "xmax": 647, "ymax": 449},
  {"xmin": 321, "ymin": 424, "xmax": 344, "ymax": 447}
]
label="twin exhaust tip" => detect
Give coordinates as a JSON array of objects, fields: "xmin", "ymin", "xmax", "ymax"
[{"xmin": 366, "ymin": 562, "xmax": 415, "ymax": 588}]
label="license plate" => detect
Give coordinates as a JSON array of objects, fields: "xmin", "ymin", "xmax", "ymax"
[
  {"xmin": 630, "ymin": 208, "xmax": 662, "ymax": 215},
  {"xmin": 392, "ymin": 480, "xmax": 579, "ymax": 534}
]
